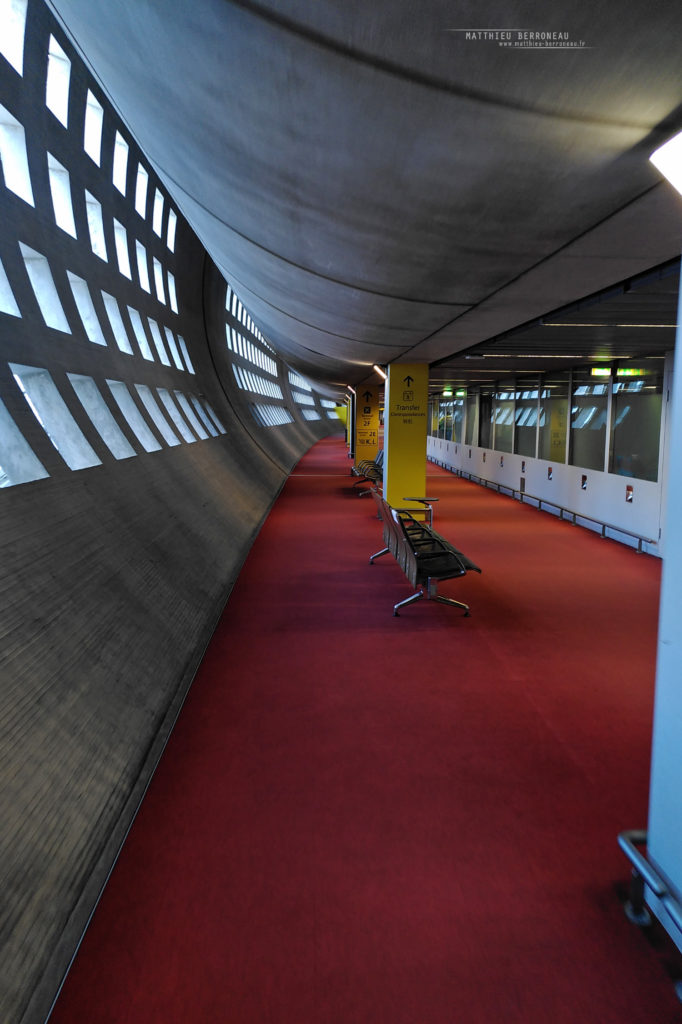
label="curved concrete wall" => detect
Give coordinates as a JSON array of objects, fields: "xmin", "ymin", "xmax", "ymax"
[{"xmin": 0, "ymin": 4, "xmax": 339, "ymax": 1021}]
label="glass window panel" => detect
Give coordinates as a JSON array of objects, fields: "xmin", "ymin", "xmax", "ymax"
[
  {"xmin": 68, "ymin": 373, "xmax": 136, "ymax": 459},
  {"xmin": 11, "ymin": 363, "xmax": 101, "ymax": 469},
  {"xmin": 163, "ymin": 326, "xmax": 184, "ymax": 370},
  {"xmin": 167, "ymin": 271, "xmax": 178, "ymax": 313},
  {"xmin": 45, "ymin": 35, "xmax": 71, "ymax": 126},
  {"xmin": 67, "ymin": 271, "xmax": 106, "ymax": 345},
  {"xmin": 83, "ymin": 90, "xmax": 103, "ymax": 165},
  {"xmin": 288, "ymin": 370, "xmax": 311, "ymax": 391},
  {"xmin": 514, "ymin": 378, "xmax": 539, "ymax": 457},
  {"xmin": 85, "ymin": 191, "xmax": 107, "ymax": 260},
  {"xmin": 177, "ymin": 336, "xmax": 195, "ymax": 373},
  {"xmin": 251, "ymin": 403, "xmax": 293, "ymax": 427},
  {"xmin": 126, "ymin": 306, "xmax": 154, "ymax": 360},
  {"xmin": 189, "ymin": 395, "xmax": 218, "ymax": 436},
  {"xmin": 134, "ymin": 384, "xmax": 180, "ymax": 445},
  {"xmin": 112, "ymin": 131, "xmax": 128, "ymax": 194},
  {"xmin": 452, "ymin": 396, "xmax": 464, "ymax": 443},
  {"xmin": 0, "ymin": 0, "xmax": 28, "ymax": 74},
  {"xmin": 113, "ymin": 219, "xmax": 132, "ymax": 278},
  {"xmin": 20, "ymin": 243, "xmax": 70, "ymax": 332},
  {"xmin": 155, "ymin": 387, "xmax": 195, "ymax": 442},
  {"xmin": 101, "ymin": 291, "xmax": 133, "ymax": 354},
  {"xmin": 167, "ymin": 209, "xmax": 177, "ymax": 251},
  {"xmin": 0, "ymin": 395, "xmax": 49, "ymax": 486},
  {"xmin": 442, "ymin": 400, "xmax": 453, "ymax": 440},
  {"xmin": 153, "ymin": 257, "xmax": 165, "ymax": 303},
  {"xmin": 106, "ymin": 379, "xmax": 161, "ymax": 451},
  {"xmin": 538, "ymin": 373, "xmax": 569, "ymax": 462},
  {"xmin": 47, "ymin": 153, "xmax": 77, "ymax": 236},
  {"xmin": 0, "ymin": 103, "xmax": 34, "ymax": 204},
  {"xmin": 174, "ymin": 391, "xmax": 208, "ymax": 438},
  {"xmin": 493, "ymin": 381, "xmax": 514, "ymax": 453},
  {"xmin": 152, "ymin": 188, "xmax": 164, "ymax": 235},
  {"xmin": 135, "ymin": 240, "xmax": 150, "ymax": 291},
  {"xmin": 135, "ymin": 163, "xmax": 148, "ymax": 217},
  {"xmin": 569, "ymin": 370, "xmax": 608, "ymax": 471},
  {"xmin": 147, "ymin": 317, "xmax": 170, "ymax": 365},
  {"xmin": 464, "ymin": 393, "xmax": 478, "ymax": 446},
  {"xmin": 609, "ymin": 363, "xmax": 663, "ymax": 482}
]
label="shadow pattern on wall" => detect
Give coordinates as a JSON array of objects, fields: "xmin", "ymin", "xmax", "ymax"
[{"xmin": 0, "ymin": 2, "xmax": 339, "ymax": 1021}]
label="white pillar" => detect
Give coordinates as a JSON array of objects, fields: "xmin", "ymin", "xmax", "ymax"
[{"xmin": 647, "ymin": 273, "xmax": 682, "ymax": 949}]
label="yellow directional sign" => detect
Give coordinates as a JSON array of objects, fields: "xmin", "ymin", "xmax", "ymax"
[
  {"xmin": 384, "ymin": 363, "xmax": 428, "ymax": 509},
  {"xmin": 354, "ymin": 384, "xmax": 380, "ymax": 466}
]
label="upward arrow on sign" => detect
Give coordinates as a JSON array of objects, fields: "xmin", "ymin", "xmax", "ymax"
[
  {"xmin": 403, "ymin": 375, "xmax": 414, "ymax": 386},
  {"xmin": 362, "ymin": 391, "xmax": 372, "ymax": 401}
]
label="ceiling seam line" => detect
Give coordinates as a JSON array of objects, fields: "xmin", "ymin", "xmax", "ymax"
[
  {"xmin": 226, "ymin": 0, "xmax": 656, "ymax": 130},
  {"xmin": 215, "ymin": 262, "xmax": 442, "ymax": 346}
]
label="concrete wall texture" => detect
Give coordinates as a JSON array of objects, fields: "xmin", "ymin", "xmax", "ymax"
[{"xmin": 0, "ymin": 4, "xmax": 338, "ymax": 1021}]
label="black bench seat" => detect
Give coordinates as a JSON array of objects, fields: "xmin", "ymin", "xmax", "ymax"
[
  {"xmin": 351, "ymin": 449, "xmax": 384, "ymax": 492},
  {"xmin": 369, "ymin": 491, "xmax": 481, "ymax": 616}
]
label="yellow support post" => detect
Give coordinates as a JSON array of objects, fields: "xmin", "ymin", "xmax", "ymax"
[
  {"xmin": 354, "ymin": 383, "xmax": 381, "ymax": 467},
  {"xmin": 383, "ymin": 363, "xmax": 428, "ymax": 510}
]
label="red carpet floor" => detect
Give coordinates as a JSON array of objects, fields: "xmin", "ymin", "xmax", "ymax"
[{"xmin": 51, "ymin": 437, "xmax": 682, "ymax": 1023}]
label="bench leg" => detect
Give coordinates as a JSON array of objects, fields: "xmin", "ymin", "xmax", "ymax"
[
  {"xmin": 394, "ymin": 589, "xmax": 423, "ymax": 616},
  {"xmin": 434, "ymin": 595, "xmax": 470, "ymax": 616},
  {"xmin": 428, "ymin": 578, "xmax": 470, "ymax": 616},
  {"xmin": 370, "ymin": 547, "xmax": 390, "ymax": 563}
]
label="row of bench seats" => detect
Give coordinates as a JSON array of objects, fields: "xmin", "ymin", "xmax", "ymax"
[
  {"xmin": 369, "ymin": 490, "xmax": 482, "ymax": 616},
  {"xmin": 351, "ymin": 449, "xmax": 384, "ymax": 491}
]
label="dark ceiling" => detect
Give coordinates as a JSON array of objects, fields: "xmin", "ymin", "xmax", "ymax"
[
  {"xmin": 47, "ymin": 0, "xmax": 682, "ymax": 396},
  {"xmin": 428, "ymin": 257, "xmax": 680, "ymax": 394}
]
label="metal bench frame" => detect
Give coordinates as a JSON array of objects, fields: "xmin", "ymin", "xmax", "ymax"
[{"xmin": 369, "ymin": 491, "xmax": 481, "ymax": 616}]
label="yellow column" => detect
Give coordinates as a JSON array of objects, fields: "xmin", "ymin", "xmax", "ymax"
[
  {"xmin": 383, "ymin": 363, "xmax": 428, "ymax": 509},
  {"xmin": 354, "ymin": 383, "xmax": 381, "ymax": 466}
]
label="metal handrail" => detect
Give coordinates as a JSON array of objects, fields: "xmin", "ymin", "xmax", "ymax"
[
  {"xmin": 618, "ymin": 831, "xmax": 682, "ymax": 1003},
  {"xmin": 618, "ymin": 830, "xmax": 682, "ymax": 935},
  {"xmin": 429, "ymin": 459, "xmax": 657, "ymax": 553}
]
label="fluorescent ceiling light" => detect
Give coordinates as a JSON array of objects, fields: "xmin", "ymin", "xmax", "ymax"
[
  {"xmin": 543, "ymin": 322, "xmax": 677, "ymax": 328},
  {"xmin": 477, "ymin": 353, "xmax": 582, "ymax": 359},
  {"xmin": 373, "ymin": 364, "xmax": 387, "ymax": 380},
  {"xmin": 650, "ymin": 129, "xmax": 682, "ymax": 196}
]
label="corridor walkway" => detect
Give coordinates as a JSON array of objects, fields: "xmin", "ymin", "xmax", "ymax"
[{"xmin": 51, "ymin": 437, "xmax": 680, "ymax": 1023}]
